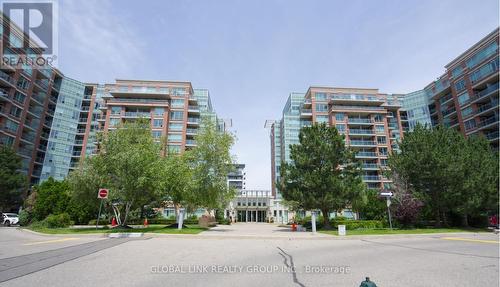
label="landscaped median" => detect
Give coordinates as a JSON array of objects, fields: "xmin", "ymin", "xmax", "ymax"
[
  {"xmin": 26, "ymin": 224, "xmax": 208, "ymax": 235},
  {"xmin": 318, "ymin": 228, "xmax": 488, "ymax": 236}
]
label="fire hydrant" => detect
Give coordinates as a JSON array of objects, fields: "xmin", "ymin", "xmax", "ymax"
[
  {"xmin": 360, "ymin": 277, "xmax": 377, "ymax": 287},
  {"xmin": 291, "ymin": 223, "xmax": 297, "ymax": 231}
]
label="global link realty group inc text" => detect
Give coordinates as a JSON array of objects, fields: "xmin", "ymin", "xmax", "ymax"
[{"xmin": 151, "ymin": 264, "xmax": 351, "ymax": 274}]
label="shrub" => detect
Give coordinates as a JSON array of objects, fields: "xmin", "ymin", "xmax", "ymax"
[
  {"xmin": 44, "ymin": 213, "xmax": 73, "ymax": 228},
  {"xmin": 18, "ymin": 210, "xmax": 31, "ymax": 226},
  {"xmin": 29, "ymin": 220, "xmax": 48, "ymax": 229},
  {"xmin": 332, "ymin": 219, "xmax": 385, "ymax": 230}
]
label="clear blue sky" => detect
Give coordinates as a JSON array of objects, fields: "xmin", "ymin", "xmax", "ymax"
[{"xmin": 58, "ymin": 0, "xmax": 499, "ymax": 189}]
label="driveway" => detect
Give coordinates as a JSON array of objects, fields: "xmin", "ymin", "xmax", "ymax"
[{"xmin": 199, "ymin": 222, "xmax": 331, "ymax": 239}]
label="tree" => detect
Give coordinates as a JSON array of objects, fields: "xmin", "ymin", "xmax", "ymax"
[
  {"xmin": 0, "ymin": 146, "xmax": 27, "ymax": 211},
  {"xmin": 451, "ymin": 135, "xmax": 499, "ymax": 226},
  {"xmin": 68, "ymin": 119, "xmax": 160, "ymax": 226},
  {"xmin": 389, "ymin": 124, "xmax": 499, "ymax": 227},
  {"xmin": 155, "ymin": 153, "xmax": 194, "ymax": 220},
  {"xmin": 32, "ymin": 177, "xmax": 70, "ymax": 221},
  {"xmin": 280, "ymin": 123, "xmax": 366, "ymax": 229},
  {"xmin": 188, "ymin": 117, "xmax": 236, "ymax": 212},
  {"xmin": 389, "ymin": 172, "xmax": 423, "ymax": 227}
]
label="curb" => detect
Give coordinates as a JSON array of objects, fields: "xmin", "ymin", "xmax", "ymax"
[{"xmin": 108, "ymin": 233, "xmax": 144, "ymax": 238}]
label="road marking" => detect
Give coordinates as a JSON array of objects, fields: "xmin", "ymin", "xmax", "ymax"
[
  {"xmin": 23, "ymin": 238, "xmax": 79, "ymax": 246},
  {"xmin": 441, "ymin": 237, "xmax": 499, "ymax": 244}
]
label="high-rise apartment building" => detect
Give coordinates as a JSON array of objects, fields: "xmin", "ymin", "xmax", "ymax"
[
  {"xmin": 269, "ymin": 87, "xmax": 406, "ymax": 198},
  {"xmin": 423, "ymin": 28, "xmax": 499, "ymax": 150},
  {"xmin": 227, "ymin": 164, "xmax": 246, "ymax": 190}
]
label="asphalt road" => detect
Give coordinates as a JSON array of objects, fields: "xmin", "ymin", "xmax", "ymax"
[{"xmin": 0, "ymin": 225, "xmax": 498, "ymax": 287}]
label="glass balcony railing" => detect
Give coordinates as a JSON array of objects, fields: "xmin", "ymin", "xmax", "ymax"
[
  {"xmin": 186, "ymin": 139, "xmax": 196, "ymax": 145},
  {"xmin": 0, "ymin": 70, "xmax": 15, "ymax": 85},
  {"xmin": 477, "ymin": 100, "xmax": 499, "ymax": 113},
  {"xmin": 362, "ymin": 164, "xmax": 379, "ymax": 169},
  {"xmin": 473, "ymin": 82, "xmax": 499, "ymax": 100},
  {"xmin": 478, "ymin": 116, "xmax": 498, "ymax": 128},
  {"xmin": 124, "ymin": 112, "xmax": 150, "ymax": 117},
  {"xmin": 187, "ymin": 117, "xmax": 200, "ymax": 123},
  {"xmin": 348, "ymin": 118, "xmax": 372, "ymax": 123},
  {"xmin": 485, "ymin": 131, "xmax": 499, "ymax": 140},
  {"xmin": 350, "ymin": 140, "xmax": 377, "ymax": 146},
  {"xmin": 355, "ymin": 152, "xmax": 378, "ymax": 157},
  {"xmin": 363, "ymin": 175, "xmax": 381, "ymax": 181},
  {"xmin": 349, "ymin": 129, "xmax": 374, "ymax": 134},
  {"xmin": 186, "ymin": 128, "xmax": 198, "ymax": 134}
]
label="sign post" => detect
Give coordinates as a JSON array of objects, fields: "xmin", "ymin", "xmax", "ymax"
[
  {"xmin": 311, "ymin": 211, "xmax": 317, "ymax": 233},
  {"xmin": 380, "ymin": 191, "xmax": 393, "ymax": 230},
  {"xmin": 178, "ymin": 208, "xmax": 185, "ymax": 230},
  {"xmin": 96, "ymin": 189, "xmax": 109, "ymax": 229}
]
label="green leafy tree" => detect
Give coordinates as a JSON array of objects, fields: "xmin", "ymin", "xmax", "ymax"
[
  {"xmin": 188, "ymin": 118, "xmax": 236, "ymax": 212},
  {"xmin": 69, "ymin": 119, "xmax": 160, "ymax": 226},
  {"xmin": 155, "ymin": 153, "xmax": 194, "ymax": 220},
  {"xmin": 280, "ymin": 123, "xmax": 366, "ymax": 229},
  {"xmin": 32, "ymin": 178, "xmax": 70, "ymax": 221},
  {"xmin": 389, "ymin": 124, "xmax": 499, "ymax": 227},
  {"xmin": 0, "ymin": 146, "xmax": 27, "ymax": 211},
  {"xmin": 451, "ymin": 135, "xmax": 499, "ymax": 226}
]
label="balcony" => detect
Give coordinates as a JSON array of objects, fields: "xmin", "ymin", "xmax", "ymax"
[
  {"xmin": 472, "ymin": 82, "xmax": 499, "ymax": 102},
  {"xmin": 188, "ymin": 105, "xmax": 200, "ymax": 112},
  {"xmin": 355, "ymin": 152, "xmax": 378, "ymax": 158},
  {"xmin": 77, "ymin": 128, "xmax": 86, "ymax": 134},
  {"xmin": 28, "ymin": 105, "xmax": 44, "ymax": 116},
  {"xmin": 0, "ymin": 70, "xmax": 15, "ymax": 87},
  {"xmin": 349, "ymin": 140, "xmax": 377, "ymax": 147},
  {"xmin": 348, "ymin": 118, "xmax": 373, "ymax": 125},
  {"xmin": 349, "ymin": 129, "xmax": 374, "ymax": 135},
  {"xmin": 34, "ymin": 80, "xmax": 49, "ymax": 90},
  {"xmin": 18, "ymin": 147, "xmax": 33, "ymax": 157},
  {"xmin": 186, "ymin": 128, "xmax": 197, "ymax": 135},
  {"xmin": 185, "ymin": 139, "xmax": 196, "ymax": 146},
  {"xmin": 485, "ymin": 131, "xmax": 499, "ymax": 141},
  {"xmin": 331, "ymin": 105, "xmax": 386, "ymax": 111},
  {"xmin": 477, "ymin": 116, "xmax": 498, "ymax": 128},
  {"xmin": 187, "ymin": 117, "xmax": 200, "ymax": 124},
  {"xmin": 0, "ymin": 88, "xmax": 10, "ymax": 100},
  {"xmin": 74, "ymin": 140, "xmax": 84, "ymax": 145},
  {"xmin": 300, "ymin": 109, "xmax": 312, "ymax": 117},
  {"xmin": 123, "ymin": 112, "xmax": 150, "ymax": 118},
  {"xmin": 21, "ymin": 133, "xmax": 36, "ymax": 142},
  {"xmin": 476, "ymin": 100, "xmax": 499, "ymax": 114},
  {"xmin": 362, "ymin": 163, "xmax": 379, "ymax": 170},
  {"xmin": 363, "ymin": 175, "xmax": 381, "ymax": 181}
]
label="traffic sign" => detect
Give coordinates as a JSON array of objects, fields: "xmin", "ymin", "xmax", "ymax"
[
  {"xmin": 98, "ymin": 188, "xmax": 109, "ymax": 199},
  {"xmin": 380, "ymin": 192, "xmax": 393, "ymax": 197}
]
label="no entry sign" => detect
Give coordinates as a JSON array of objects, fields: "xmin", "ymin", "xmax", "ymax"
[{"xmin": 98, "ymin": 188, "xmax": 109, "ymax": 199}]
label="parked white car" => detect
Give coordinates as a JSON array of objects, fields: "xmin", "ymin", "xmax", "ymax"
[{"xmin": 2, "ymin": 213, "xmax": 19, "ymax": 226}]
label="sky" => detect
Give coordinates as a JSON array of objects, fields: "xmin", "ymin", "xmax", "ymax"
[{"xmin": 56, "ymin": 0, "xmax": 499, "ymax": 189}]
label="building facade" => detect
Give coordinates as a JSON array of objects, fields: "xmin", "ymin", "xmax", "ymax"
[
  {"xmin": 269, "ymin": 87, "xmax": 406, "ymax": 197},
  {"xmin": 423, "ymin": 28, "xmax": 499, "ymax": 150},
  {"xmin": 227, "ymin": 164, "xmax": 246, "ymax": 190}
]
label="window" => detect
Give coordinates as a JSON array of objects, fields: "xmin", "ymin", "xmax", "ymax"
[
  {"xmin": 335, "ymin": 124, "xmax": 345, "ymax": 132},
  {"xmin": 153, "ymin": 119, "xmax": 163, "ymax": 128},
  {"xmin": 168, "ymin": 123, "xmax": 183, "ymax": 131},
  {"xmin": 466, "ymin": 41, "xmax": 498, "ymax": 69},
  {"xmin": 17, "ymin": 76, "xmax": 29, "ymax": 90},
  {"xmin": 461, "ymin": 106, "xmax": 473, "ymax": 118},
  {"xmin": 167, "ymin": 133, "xmax": 182, "ymax": 142},
  {"xmin": 315, "ymin": 92, "xmax": 327, "ymax": 101},
  {"xmin": 153, "ymin": 107, "xmax": 164, "ymax": 116},
  {"xmin": 111, "ymin": 106, "xmax": 121, "ymax": 115},
  {"xmin": 335, "ymin": 113, "xmax": 344, "ymax": 121},
  {"xmin": 375, "ymin": 125, "xmax": 385, "ymax": 133},
  {"xmin": 374, "ymin": 114, "xmax": 383, "ymax": 122},
  {"xmin": 152, "ymin": 131, "xmax": 162, "ymax": 139},
  {"xmin": 470, "ymin": 58, "xmax": 499, "ymax": 83},
  {"xmin": 170, "ymin": 111, "xmax": 184, "ymax": 120},
  {"xmin": 9, "ymin": 106, "xmax": 22, "ymax": 118},
  {"xmin": 464, "ymin": 119, "xmax": 476, "ymax": 130},
  {"xmin": 109, "ymin": 118, "xmax": 120, "ymax": 127},
  {"xmin": 316, "ymin": 115, "xmax": 328, "ymax": 123},
  {"xmin": 377, "ymin": 136, "xmax": 386, "ymax": 144},
  {"xmin": 13, "ymin": 91, "xmax": 25, "ymax": 104},
  {"xmin": 168, "ymin": 145, "xmax": 181, "ymax": 154},
  {"xmin": 171, "ymin": 99, "xmax": 185, "ymax": 107},
  {"xmin": 379, "ymin": 147, "xmax": 388, "ymax": 156},
  {"xmin": 451, "ymin": 66, "xmax": 463, "ymax": 78},
  {"xmin": 457, "ymin": 92, "xmax": 470, "ymax": 106},
  {"xmin": 315, "ymin": 103, "xmax": 328, "ymax": 112},
  {"xmin": 4, "ymin": 119, "xmax": 18, "ymax": 133},
  {"xmin": 454, "ymin": 79, "xmax": 466, "ymax": 92}
]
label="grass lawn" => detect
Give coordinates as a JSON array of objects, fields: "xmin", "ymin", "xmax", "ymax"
[
  {"xmin": 319, "ymin": 228, "xmax": 488, "ymax": 236},
  {"xmin": 27, "ymin": 224, "xmax": 208, "ymax": 235}
]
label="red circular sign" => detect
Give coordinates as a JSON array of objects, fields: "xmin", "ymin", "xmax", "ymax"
[{"xmin": 98, "ymin": 189, "xmax": 108, "ymax": 198}]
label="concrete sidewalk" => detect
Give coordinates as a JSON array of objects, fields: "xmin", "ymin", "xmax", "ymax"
[{"xmin": 198, "ymin": 222, "xmax": 331, "ymax": 239}]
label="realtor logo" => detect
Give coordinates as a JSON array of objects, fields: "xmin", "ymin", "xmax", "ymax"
[{"xmin": 1, "ymin": 0, "xmax": 58, "ymax": 68}]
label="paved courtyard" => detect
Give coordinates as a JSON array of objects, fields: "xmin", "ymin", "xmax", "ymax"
[{"xmin": 0, "ymin": 226, "xmax": 498, "ymax": 287}]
